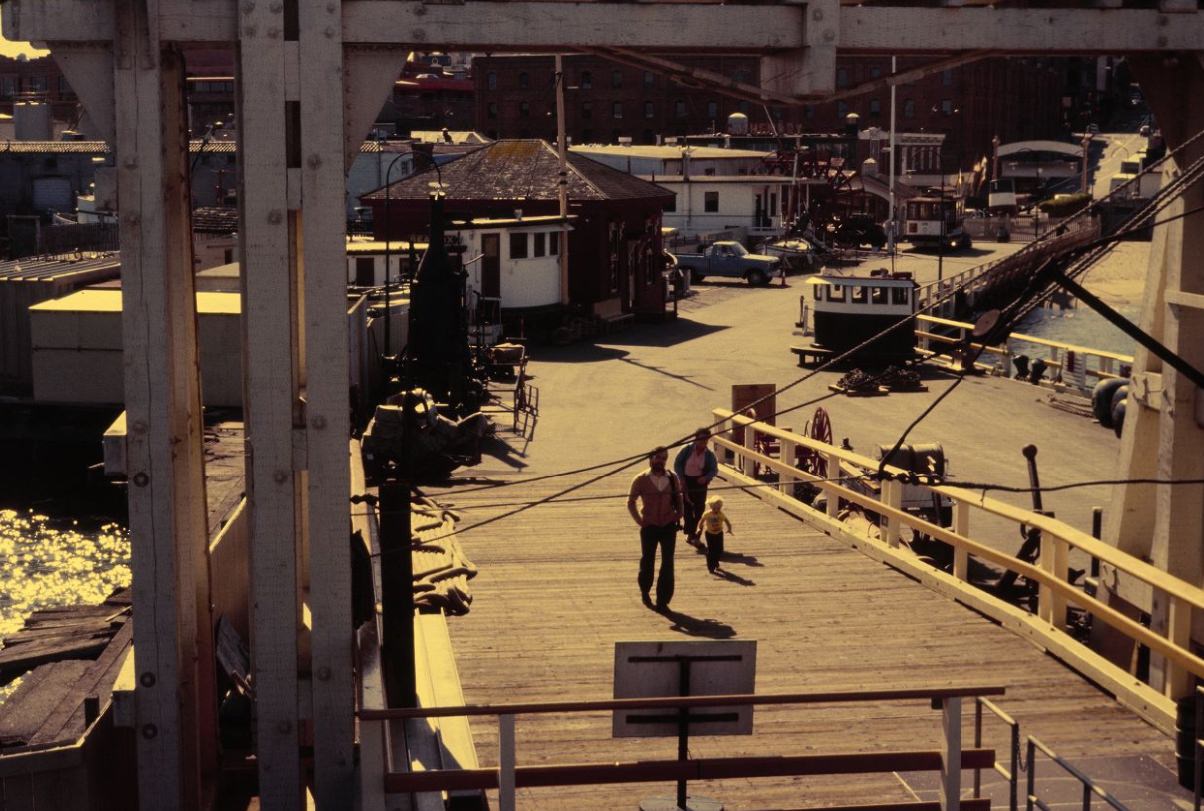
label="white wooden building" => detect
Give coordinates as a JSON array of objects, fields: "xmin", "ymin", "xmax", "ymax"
[{"xmin": 452, "ymin": 214, "xmax": 573, "ymax": 315}]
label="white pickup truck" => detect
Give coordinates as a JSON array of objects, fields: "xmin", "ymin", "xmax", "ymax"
[{"xmin": 672, "ymin": 241, "xmax": 782, "ymax": 286}]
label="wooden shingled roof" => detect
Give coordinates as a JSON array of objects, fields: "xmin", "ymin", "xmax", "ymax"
[{"xmin": 361, "ymin": 139, "xmax": 674, "ymax": 204}]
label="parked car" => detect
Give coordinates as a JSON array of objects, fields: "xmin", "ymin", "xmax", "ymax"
[{"xmin": 672, "ymin": 241, "xmax": 781, "ymax": 285}]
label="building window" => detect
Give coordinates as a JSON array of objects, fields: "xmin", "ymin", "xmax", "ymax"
[
  {"xmin": 0, "ymin": 77, "xmax": 14, "ymax": 97},
  {"xmin": 611, "ymin": 70, "xmax": 622, "ymax": 89},
  {"xmin": 941, "ymin": 98, "xmax": 954, "ymax": 115},
  {"xmin": 549, "ymin": 231, "xmax": 559, "ymax": 255},
  {"xmin": 643, "ymin": 71, "xmax": 655, "ymax": 88},
  {"xmin": 613, "ymin": 102, "xmax": 623, "ymax": 119},
  {"xmin": 487, "ymin": 72, "xmax": 497, "ymax": 90},
  {"xmin": 804, "ymin": 104, "xmax": 814, "ymax": 120},
  {"xmin": 664, "ymin": 195, "xmax": 676, "ymax": 213},
  {"xmin": 903, "ymin": 99, "xmax": 915, "ymax": 119},
  {"xmin": 29, "ymin": 76, "xmax": 48, "ymax": 93},
  {"xmin": 870, "ymin": 65, "xmax": 882, "ymax": 79},
  {"xmin": 582, "ymin": 128, "xmax": 594, "ymax": 142},
  {"xmin": 836, "ymin": 101, "xmax": 849, "ymax": 117},
  {"xmin": 942, "ymin": 69, "xmax": 953, "ymax": 87},
  {"xmin": 518, "ymin": 71, "xmax": 529, "ymax": 89},
  {"xmin": 707, "ymin": 101, "xmax": 718, "ymax": 120},
  {"xmin": 869, "ymin": 98, "xmax": 881, "ymax": 117},
  {"xmin": 704, "ymin": 191, "xmax": 719, "ymax": 213},
  {"xmin": 737, "ymin": 100, "xmax": 749, "ymax": 113},
  {"xmin": 580, "ymin": 70, "xmax": 592, "ymax": 89},
  {"xmin": 510, "ymin": 233, "xmax": 528, "ymax": 259},
  {"xmin": 519, "ymin": 101, "xmax": 530, "ymax": 117},
  {"xmin": 355, "ymin": 257, "xmax": 375, "ymax": 286},
  {"xmin": 644, "ymin": 102, "xmax": 654, "ymax": 119},
  {"xmin": 581, "ymin": 101, "xmax": 593, "ymax": 119},
  {"xmin": 674, "ymin": 100, "xmax": 687, "ymax": 118},
  {"xmin": 487, "ymin": 102, "xmax": 498, "ymax": 119},
  {"xmin": 732, "ymin": 68, "xmax": 751, "ymax": 84},
  {"xmin": 534, "ymin": 232, "xmax": 546, "ymax": 257},
  {"xmin": 58, "ymin": 76, "xmax": 72, "ymax": 96},
  {"xmin": 836, "ymin": 68, "xmax": 849, "ymax": 88}
]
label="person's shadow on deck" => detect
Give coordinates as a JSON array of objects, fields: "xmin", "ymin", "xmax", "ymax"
[
  {"xmin": 713, "ymin": 569, "xmax": 754, "ymax": 587},
  {"xmin": 656, "ymin": 606, "xmax": 737, "ymax": 639},
  {"xmin": 720, "ymin": 552, "xmax": 762, "ymax": 567}
]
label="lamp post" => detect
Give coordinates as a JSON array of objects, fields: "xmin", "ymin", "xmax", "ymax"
[{"xmin": 932, "ymin": 104, "xmax": 962, "ymax": 284}]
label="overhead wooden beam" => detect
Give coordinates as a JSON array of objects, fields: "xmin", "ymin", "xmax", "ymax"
[
  {"xmin": 824, "ymin": 50, "xmax": 993, "ymax": 103},
  {"xmin": 838, "ymin": 7, "xmax": 1204, "ymax": 53},
  {"xmin": 589, "ymin": 48, "xmax": 801, "ymax": 106}
]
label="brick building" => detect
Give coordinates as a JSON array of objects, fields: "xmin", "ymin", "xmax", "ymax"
[
  {"xmin": 474, "ymin": 54, "xmax": 1074, "ymax": 172},
  {"xmin": 0, "ymin": 54, "xmax": 76, "ymax": 120}
]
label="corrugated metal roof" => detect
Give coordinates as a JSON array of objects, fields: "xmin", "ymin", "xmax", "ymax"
[
  {"xmin": 0, "ymin": 253, "xmax": 121, "ymax": 282},
  {"xmin": 0, "ymin": 141, "xmax": 109, "ymax": 154},
  {"xmin": 193, "ymin": 206, "xmax": 240, "ymax": 233},
  {"xmin": 362, "ymin": 139, "xmax": 673, "ymax": 204}
]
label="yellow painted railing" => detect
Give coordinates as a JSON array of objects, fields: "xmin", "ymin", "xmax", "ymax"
[{"xmin": 711, "ymin": 408, "xmax": 1200, "ymax": 733}]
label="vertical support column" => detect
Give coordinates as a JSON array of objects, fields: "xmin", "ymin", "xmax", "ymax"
[
  {"xmin": 1038, "ymin": 531, "xmax": 1054, "ymax": 625},
  {"xmin": 299, "ymin": 0, "xmax": 355, "ymax": 803},
  {"xmin": 238, "ymin": 2, "xmax": 303, "ymax": 804},
  {"xmin": 779, "ymin": 439, "xmax": 796, "ymax": 496},
  {"xmin": 825, "ymin": 451, "xmax": 842, "ymax": 519},
  {"xmin": 940, "ymin": 697, "xmax": 962, "ymax": 811},
  {"xmin": 115, "ymin": 6, "xmax": 213, "ymax": 804},
  {"xmin": 1051, "ymin": 536, "xmax": 1069, "ymax": 631},
  {"xmin": 1123, "ymin": 57, "xmax": 1204, "ymax": 698},
  {"xmin": 952, "ymin": 500, "xmax": 970, "ymax": 582},
  {"xmin": 498, "ymin": 714, "xmax": 516, "ymax": 811},
  {"xmin": 1165, "ymin": 595, "xmax": 1193, "ymax": 699}
]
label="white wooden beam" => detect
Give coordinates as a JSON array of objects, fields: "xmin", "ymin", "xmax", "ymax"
[
  {"xmin": 299, "ymin": 0, "xmax": 356, "ymax": 804},
  {"xmin": 838, "ymin": 7, "xmax": 1204, "ymax": 53},
  {"xmin": 15, "ymin": 0, "xmax": 1204, "ymax": 55},
  {"xmin": 114, "ymin": 2, "xmax": 212, "ymax": 807},
  {"xmin": 237, "ymin": 0, "xmax": 304, "ymax": 805},
  {"xmin": 761, "ymin": 0, "xmax": 836, "ymax": 97}
]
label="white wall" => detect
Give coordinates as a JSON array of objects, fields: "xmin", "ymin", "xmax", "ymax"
[
  {"xmin": 458, "ymin": 227, "xmax": 562, "ymax": 310},
  {"xmin": 659, "ymin": 180, "xmax": 789, "ymax": 236}
]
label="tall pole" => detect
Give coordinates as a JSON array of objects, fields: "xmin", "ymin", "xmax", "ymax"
[
  {"xmin": 382, "ymin": 152, "xmax": 409, "ymax": 360},
  {"xmin": 556, "ymin": 54, "xmax": 569, "ymax": 306},
  {"xmin": 888, "ymin": 55, "xmax": 897, "ymax": 256}
]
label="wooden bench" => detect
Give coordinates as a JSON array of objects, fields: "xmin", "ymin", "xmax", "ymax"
[{"xmin": 790, "ymin": 345, "xmax": 831, "ymax": 367}]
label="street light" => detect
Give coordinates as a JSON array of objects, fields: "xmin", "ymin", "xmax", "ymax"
[{"xmin": 931, "ymin": 104, "xmax": 962, "ymax": 284}]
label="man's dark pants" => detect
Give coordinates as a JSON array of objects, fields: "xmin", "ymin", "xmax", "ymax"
[
  {"xmin": 638, "ymin": 522, "xmax": 677, "ymax": 607},
  {"xmin": 683, "ymin": 476, "xmax": 709, "ymax": 538}
]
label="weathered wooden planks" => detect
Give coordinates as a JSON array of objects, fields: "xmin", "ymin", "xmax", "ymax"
[{"xmin": 429, "ymin": 465, "xmax": 1173, "ymax": 810}]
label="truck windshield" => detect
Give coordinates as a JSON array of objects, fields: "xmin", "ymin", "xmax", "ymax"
[{"xmin": 723, "ymin": 243, "xmax": 749, "ymax": 257}]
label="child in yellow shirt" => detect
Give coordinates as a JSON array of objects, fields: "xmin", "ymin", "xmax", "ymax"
[{"xmin": 696, "ymin": 496, "xmax": 733, "ymax": 573}]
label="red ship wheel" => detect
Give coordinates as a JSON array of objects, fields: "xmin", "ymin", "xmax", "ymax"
[{"xmin": 799, "ymin": 406, "xmax": 833, "ymax": 479}]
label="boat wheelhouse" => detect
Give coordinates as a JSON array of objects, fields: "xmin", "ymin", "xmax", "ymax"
[{"xmin": 795, "ymin": 269, "xmax": 917, "ymax": 365}]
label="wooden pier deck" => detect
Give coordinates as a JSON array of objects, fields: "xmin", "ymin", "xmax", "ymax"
[{"xmin": 432, "ymin": 468, "xmax": 1177, "ymax": 810}]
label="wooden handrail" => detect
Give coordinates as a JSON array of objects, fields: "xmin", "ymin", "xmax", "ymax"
[
  {"xmin": 359, "ymin": 685, "xmax": 1005, "ymax": 721},
  {"xmin": 712, "ymin": 410, "xmax": 1204, "ymax": 611},
  {"xmin": 710, "ymin": 421, "xmax": 1204, "ymax": 681},
  {"xmin": 915, "ymin": 313, "xmax": 1135, "ymax": 363},
  {"xmin": 383, "ymin": 749, "xmax": 997, "ymax": 793}
]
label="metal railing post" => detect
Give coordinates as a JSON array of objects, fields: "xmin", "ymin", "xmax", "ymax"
[
  {"xmin": 941, "ymin": 696, "xmax": 962, "ymax": 811},
  {"xmin": 499, "ymin": 713, "xmax": 516, "ymax": 811},
  {"xmin": 1026, "ymin": 738, "xmax": 1037, "ymax": 811},
  {"xmin": 1010, "ymin": 717, "xmax": 1020, "ymax": 811},
  {"xmin": 973, "ymin": 699, "xmax": 983, "ymax": 799}
]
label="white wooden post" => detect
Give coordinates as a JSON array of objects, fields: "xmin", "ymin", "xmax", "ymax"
[
  {"xmin": 1051, "ymin": 536, "xmax": 1070, "ymax": 630},
  {"xmin": 300, "ymin": 0, "xmax": 356, "ymax": 802},
  {"xmin": 952, "ymin": 500, "xmax": 970, "ymax": 581},
  {"xmin": 881, "ymin": 479, "xmax": 903, "ymax": 548},
  {"xmin": 1164, "ymin": 594, "xmax": 1193, "ymax": 699},
  {"xmin": 113, "ymin": 11, "xmax": 214, "ymax": 805},
  {"xmin": 743, "ymin": 416, "xmax": 758, "ymax": 476},
  {"xmin": 825, "ymin": 451, "xmax": 842, "ymax": 519},
  {"xmin": 1002, "ymin": 340, "xmax": 1012, "ymax": 378},
  {"xmin": 940, "ymin": 697, "xmax": 962, "ymax": 811},
  {"xmin": 779, "ymin": 439, "xmax": 796, "ymax": 495},
  {"xmin": 499, "ymin": 714, "xmax": 517, "ymax": 811},
  {"xmin": 1038, "ymin": 531, "xmax": 1054, "ymax": 624},
  {"xmin": 238, "ymin": 6, "xmax": 304, "ymax": 804}
]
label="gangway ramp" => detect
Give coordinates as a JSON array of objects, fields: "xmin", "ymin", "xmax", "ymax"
[{"xmin": 429, "ymin": 467, "xmax": 1173, "ymax": 810}]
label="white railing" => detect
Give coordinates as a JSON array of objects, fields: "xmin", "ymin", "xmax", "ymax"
[
  {"xmin": 711, "ymin": 408, "xmax": 1204, "ymax": 735},
  {"xmin": 915, "ymin": 313, "xmax": 1133, "ymax": 395}
]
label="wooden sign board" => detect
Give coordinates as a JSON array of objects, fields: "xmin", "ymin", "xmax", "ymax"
[
  {"xmin": 730, "ymin": 383, "xmax": 775, "ymax": 447},
  {"xmin": 612, "ymin": 640, "xmax": 757, "ymax": 738}
]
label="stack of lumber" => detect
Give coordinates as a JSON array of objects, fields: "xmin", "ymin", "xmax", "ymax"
[
  {"xmin": 0, "ymin": 590, "xmax": 133, "ymax": 749},
  {"xmin": 411, "ymin": 496, "xmax": 478, "ymax": 615}
]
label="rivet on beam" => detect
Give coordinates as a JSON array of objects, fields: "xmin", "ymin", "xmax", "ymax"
[
  {"xmin": 133, "ymin": 472, "xmax": 149, "ymax": 487},
  {"xmin": 311, "ymin": 414, "xmax": 327, "ymax": 429},
  {"xmin": 140, "ymin": 671, "xmax": 156, "ymax": 687},
  {"xmin": 131, "ymin": 419, "xmax": 147, "ymax": 434},
  {"xmin": 317, "ymin": 666, "xmax": 332, "ymax": 681},
  {"xmin": 268, "ymin": 209, "xmax": 283, "ymax": 224},
  {"xmin": 273, "ymin": 469, "xmax": 289, "ymax": 483},
  {"xmin": 307, "ymin": 153, "xmax": 323, "ymax": 169},
  {"xmin": 141, "ymin": 724, "xmax": 158, "ymax": 739}
]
